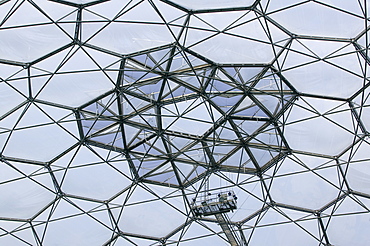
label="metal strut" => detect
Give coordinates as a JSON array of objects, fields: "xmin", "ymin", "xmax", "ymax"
[
  {"xmin": 214, "ymin": 212, "xmax": 240, "ymax": 246},
  {"xmin": 191, "ymin": 190, "xmax": 242, "ymax": 245}
]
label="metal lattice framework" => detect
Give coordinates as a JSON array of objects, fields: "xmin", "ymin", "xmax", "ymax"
[{"xmin": 1, "ymin": 0, "xmax": 370, "ymax": 245}]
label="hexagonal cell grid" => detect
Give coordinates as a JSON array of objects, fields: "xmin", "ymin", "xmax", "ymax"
[{"xmin": 1, "ymin": 0, "xmax": 370, "ymax": 245}]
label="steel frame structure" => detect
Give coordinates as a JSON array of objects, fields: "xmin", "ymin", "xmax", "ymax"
[{"xmin": 1, "ymin": 0, "xmax": 370, "ymax": 245}]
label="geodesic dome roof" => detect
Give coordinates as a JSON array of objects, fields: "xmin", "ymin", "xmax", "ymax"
[{"xmin": 1, "ymin": 0, "xmax": 370, "ymax": 245}]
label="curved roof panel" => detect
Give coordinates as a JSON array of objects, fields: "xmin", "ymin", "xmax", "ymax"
[{"xmin": 1, "ymin": 0, "xmax": 370, "ymax": 245}]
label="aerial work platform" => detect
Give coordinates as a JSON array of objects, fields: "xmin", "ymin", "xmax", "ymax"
[
  {"xmin": 191, "ymin": 191, "xmax": 237, "ymax": 217},
  {"xmin": 191, "ymin": 191, "xmax": 241, "ymax": 246}
]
